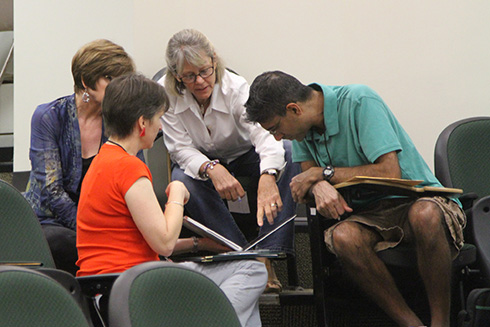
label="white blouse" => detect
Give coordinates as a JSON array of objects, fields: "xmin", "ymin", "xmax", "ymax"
[{"xmin": 159, "ymin": 70, "xmax": 285, "ymax": 180}]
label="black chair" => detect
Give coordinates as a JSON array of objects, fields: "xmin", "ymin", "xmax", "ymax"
[
  {"xmin": 434, "ymin": 117, "xmax": 490, "ymax": 296},
  {"xmin": 0, "ymin": 265, "xmax": 91, "ymax": 327},
  {"xmin": 434, "ymin": 116, "xmax": 490, "ymax": 327},
  {"xmin": 457, "ymin": 196, "xmax": 490, "ymax": 327},
  {"xmin": 151, "ymin": 66, "xmax": 166, "ymax": 82},
  {"xmin": 435, "ymin": 116, "xmax": 490, "ymax": 242},
  {"xmin": 108, "ymin": 261, "xmax": 241, "ymax": 327},
  {"xmin": 471, "ymin": 196, "xmax": 490, "ymax": 282}
]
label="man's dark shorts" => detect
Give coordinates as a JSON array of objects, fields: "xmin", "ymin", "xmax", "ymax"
[{"xmin": 324, "ymin": 196, "xmax": 466, "ymax": 260}]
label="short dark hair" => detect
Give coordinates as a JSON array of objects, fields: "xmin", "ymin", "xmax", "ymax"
[
  {"xmin": 102, "ymin": 73, "xmax": 169, "ymax": 138},
  {"xmin": 245, "ymin": 71, "xmax": 312, "ymax": 124}
]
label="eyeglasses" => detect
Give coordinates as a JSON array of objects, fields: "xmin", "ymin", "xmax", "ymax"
[
  {"xmin": 267, "ymin": 117, "xmax": 282, "ymax": 135},
  {"xmin": 180, "ymin": 59, "xmax": 215, "ymax": 84}
]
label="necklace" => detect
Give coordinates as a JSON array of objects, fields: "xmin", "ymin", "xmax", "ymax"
[
  {"xmin": 107, "ymin": 140, "xmax": 127, "ymax": 153},
  {"xmin": 199, "ymin": 103, "xmax": 206, "ymax": 116},
  {"xmin": 197, "ymin": 98, "xmax": 211, "ymax": 116}
]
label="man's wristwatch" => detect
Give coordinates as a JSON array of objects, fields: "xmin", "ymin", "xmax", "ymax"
[
  {"xmin": 261, "ymin": 168, "xmax": 279, "ymax": 181},
  {"xmin": 322, "ymin": 165, "xmax": 335, "ymax": 182}
]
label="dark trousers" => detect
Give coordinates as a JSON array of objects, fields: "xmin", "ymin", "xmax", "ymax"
[{"xmin": 42, "ymin": 224, "xmax": 79, "ymax": 276}]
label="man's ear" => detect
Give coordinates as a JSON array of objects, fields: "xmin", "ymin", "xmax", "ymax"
[{"xmin": 286, "ymin": 103, "xmax": 302, "ymax": 115}]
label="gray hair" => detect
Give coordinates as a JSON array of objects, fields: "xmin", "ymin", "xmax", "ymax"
[{"xmin": 164, "ymin": 29, "xmax": 225, "ymax": 97}]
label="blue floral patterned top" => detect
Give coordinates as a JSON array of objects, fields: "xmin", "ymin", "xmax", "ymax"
[{"xmin": 24, "ymin": 94, "xmax": 144, "ymax": 230}]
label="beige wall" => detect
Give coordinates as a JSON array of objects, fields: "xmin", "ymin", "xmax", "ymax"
[
  {"xmin": 14, "ymin": 0, "xmax": 490, "ymax": 172},
  {"xmin": 0, "ymin": 0, "xmax": 13, "ymax": 31},
  {"xmin": 14, "ymin": 0, "xmax": 133, "ymax": 171}
]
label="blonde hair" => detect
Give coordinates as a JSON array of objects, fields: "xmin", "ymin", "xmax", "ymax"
[
  {"xmin": 71, "ymin": 39, "xmax": 135, "ymax": 93},
  {"xmin": 164, "ymin": 29, "xmax": 225, "ymax": 97}
]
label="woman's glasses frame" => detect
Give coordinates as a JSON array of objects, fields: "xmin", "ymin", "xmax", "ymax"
[{"xmin": 179, "ymin": 58, "xmax": 215, "ymax": 84}]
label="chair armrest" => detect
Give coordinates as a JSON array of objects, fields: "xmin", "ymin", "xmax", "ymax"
[
  {"xmin": 459, "ymin": 192, "xmax": 479, "ymax": 211},
  {"xmin": 77, "ymin": 273, "xmax": 120, "ymax": 298},
  {"xmin": 36, "ymin": 268, "xmax": 97, "ymax": 327}
]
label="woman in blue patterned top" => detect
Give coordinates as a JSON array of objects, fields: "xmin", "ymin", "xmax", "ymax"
[{"xmin": 24, "ymin": 39, "xmax": 137, "ymax": 275}]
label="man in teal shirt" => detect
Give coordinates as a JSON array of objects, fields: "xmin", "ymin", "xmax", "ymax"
[{"xmin": 245, "ymin": 71, "xmax": 465, "ymax": 327}]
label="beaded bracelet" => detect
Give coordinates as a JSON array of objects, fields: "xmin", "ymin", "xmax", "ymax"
[{"xmin": 202, "ymin": 159, "xmax": 220, "ymax": 178}]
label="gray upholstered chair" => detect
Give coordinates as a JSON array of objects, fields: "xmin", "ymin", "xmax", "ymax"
[
  {"xmin": 0, "ymin": 179, "xmax": 55, "ymax": 268},
  {"xmin": 108, "ymin": 261, "xmax": 241, "ymax": 327},
  {"xmin": 0, "ymin": 265, "xmax": 91, "ymax": 327},
  {"xmin": 0, "ymin": 178, "xmax": 112, "ymax": 327},
  {"xmin": 435, "ymin": 116, "xmax": 490, "ymax": 241}
]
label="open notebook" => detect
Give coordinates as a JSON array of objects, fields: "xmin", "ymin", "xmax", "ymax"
[{"xmin": 182, "ymin": 214, "xmax": 297, "ymax": 263}]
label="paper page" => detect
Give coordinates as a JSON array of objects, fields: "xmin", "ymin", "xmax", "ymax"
[{"xmin": 227, "ymin": 191, "xmax": 251, "ymax": 214}]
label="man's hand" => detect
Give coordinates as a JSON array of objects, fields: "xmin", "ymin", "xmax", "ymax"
[
  {"xmin": 257, "ymin": 174, "xmax": 282, "ymax": 226},
  {"xmin": 207, "ymin": 164, "xmax": 245, "ymax": 201},
  {"xmin": 290, "ymin": 167, "xmax": 323, "ymax": 203},
  {"xmin": 312, "ymin": 180, "xmax": 352, "ymax": 219}
]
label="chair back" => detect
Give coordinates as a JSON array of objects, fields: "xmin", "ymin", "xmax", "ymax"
[
  {"xmin": 0, "ymin": 179, "xmax": 55, "ymax": 268},
  {"xmin": 145, "ymin": 133, "xmax": 171, "ymax": 209},
  {"xmin": 152, "ymin": 67, "xmax": 166, "ymax": 82},
  {"xmin": 108, "ymin": 261, "xmax": 241, "ymax": 327},
  {"xmin": 0, "ymin": 266, "xmax": 90, "ymax": 327},
  {"xmin": 435, "ymin": 116, "xmax": 490, "ymax": 199}
]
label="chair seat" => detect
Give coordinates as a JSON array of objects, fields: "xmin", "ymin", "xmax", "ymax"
[{"xmin": 378, "ymin": 242, "xmax": 476, "ymax": 269}]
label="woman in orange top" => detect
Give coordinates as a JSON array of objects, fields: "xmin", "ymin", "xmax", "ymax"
[{"xmin": 76, "ymin": 74, "xmax": 266, "ymax": 327}]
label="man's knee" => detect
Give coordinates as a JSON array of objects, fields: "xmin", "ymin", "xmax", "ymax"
[
  {"xmin": 331, "ymin": 222, "xmax": 374, "ymax": 255},
  {"xmin": 408, "ymin": 200, "xmax": 443, "ymax": 233}
]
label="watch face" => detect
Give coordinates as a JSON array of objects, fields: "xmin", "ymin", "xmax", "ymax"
[{"xmin": 323, "ymin": 166, "xmax": 334, "ymax": 181}]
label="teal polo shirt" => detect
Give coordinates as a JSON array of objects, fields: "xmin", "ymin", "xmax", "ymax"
[{"xmin": 292, "ymin": 83, "xmax": 442, "ymax": 189}]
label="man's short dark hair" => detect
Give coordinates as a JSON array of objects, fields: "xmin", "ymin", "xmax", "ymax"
[
  {"xmin": 245, "ymin": 71, "xmax": 312, "ymax": 124},
  {"xmin": 103, "ymin": 73, "xmax": 169, "ymax": 138}
]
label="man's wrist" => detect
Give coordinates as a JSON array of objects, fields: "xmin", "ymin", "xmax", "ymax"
[
  {"xmin": 322, "ymin": 165, "xmax": 335, "ymax": 183},
  {"xmin": 308, "ymin": 180, "xmax": 324, "ymax": 199}
]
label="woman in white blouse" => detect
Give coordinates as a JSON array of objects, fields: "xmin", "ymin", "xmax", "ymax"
[{"xmin": 159, "ymin": 29, "xmax": 300, "ymax": 293}]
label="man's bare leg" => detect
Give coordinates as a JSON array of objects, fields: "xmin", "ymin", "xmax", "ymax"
[
  {"xmin": 408, "ymin": 201, "xmax": 452, "ymax": 327},
  {"xmin": 332, "ymin": 221, "xmax": 423, "ymax": 327}
]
